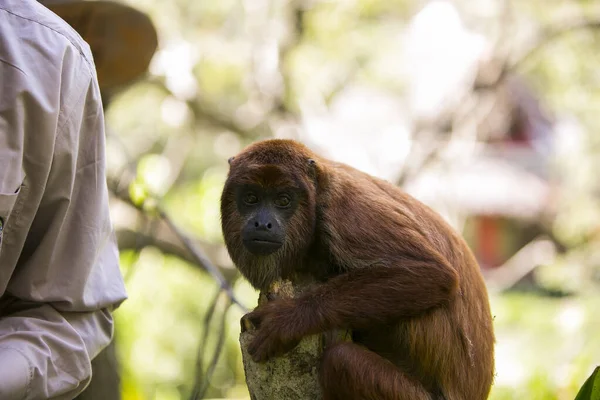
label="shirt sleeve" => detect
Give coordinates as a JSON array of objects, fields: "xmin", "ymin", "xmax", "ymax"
[
  {"xmin": 0, "ymin": 3, "xmax": 128, "ymax": 397},
  {"xmin": 0, "ymin": 304, "xmax": 115, "ymax": 400}
]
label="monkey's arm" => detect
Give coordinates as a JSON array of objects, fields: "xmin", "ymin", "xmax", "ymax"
[
  {"xmin": 302, "ymin": 257, "xmax": 458, "ymax": 330},
  {"xmin": 246, "ymin": 228, "xmax": 459, "ymax": 362},
  {"xmin": 249, "ymin": 255, "xmax": 457, "ymax": 334}
]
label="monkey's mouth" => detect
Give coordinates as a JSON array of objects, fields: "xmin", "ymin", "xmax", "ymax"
[
  {"xmin": 243, "ymin": 238, "xmax": 283, "ymax": 256},
  {"xmin": 251, "ymin": 239, "xmax": 280, "ymax": 245}
]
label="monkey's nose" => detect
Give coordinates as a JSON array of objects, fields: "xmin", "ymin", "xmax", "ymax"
[
  {"xmin": 243, "ymin": 217, "xmax": 283, "ymax": 255},
  {"xmin": 253, "ymin": 220, "xmax": 273, "ymax": 231}
]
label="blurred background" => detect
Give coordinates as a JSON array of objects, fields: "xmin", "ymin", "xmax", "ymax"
[{"xmin": 43, "ymin": 0, "xmax": 600, "ymax": 399}]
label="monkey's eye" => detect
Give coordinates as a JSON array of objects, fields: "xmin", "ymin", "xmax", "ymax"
[
  {"xmin": 274, "ymin": 195, "xmax": 291, "ymax": 208},
  {"xmin": 243, "ymin": 193, "xmax": 259, "ymax": 205}
]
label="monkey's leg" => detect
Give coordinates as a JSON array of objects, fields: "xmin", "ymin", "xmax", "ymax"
[{"xmin": 320, "ymin": 342, "xmax": 433, "ymax": 400}]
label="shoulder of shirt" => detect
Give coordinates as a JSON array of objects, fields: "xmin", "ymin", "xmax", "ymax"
[{"xmin": 0, "ymin": 0, "xmax": 96, "ymax": 77}]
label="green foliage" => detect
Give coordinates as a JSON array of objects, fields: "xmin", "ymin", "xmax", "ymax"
[
  {"xmin": 575, "ymin": 367, "xmax": 600, "ymax": 400},
  {"xmin": 194, "ymin": 59, "xmax": 248, "ymax": 108},
  {"xmin": 162, "ymin": 166, "xmax": 230, "ymax": 243},
  {"xmin": 488, "ymin": 293, "xmax": 600, "ymax": 400},
  {"xmin": 114, "ymin": 250, "xmax": 257, "ymax": 399},
  {"xmin": 105, "ymin": 0, "xmax": 600, "ymax": 399}
]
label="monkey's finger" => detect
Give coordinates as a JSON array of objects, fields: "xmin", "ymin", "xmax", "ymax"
[
  {"xmin": 245, "ymin": 310, "xmax": 264, "ymax": 328},
  {"xmin": 247, "ymin": 334, "xmax": 262, "ymax": 357},
  {"xmin": 248, "ymin": 343, "xmax": 267, "ymax": 363},
  {"xmin": 250, "ymin": 350, "xmax": 267, "ymax": 363},
  {"xmin": 248, "ymin": 334, "xmax": 272, "ymax": 363},
  {"xmin": 240, "ymin": 315, "xmax": 255, "ymax": 332}
]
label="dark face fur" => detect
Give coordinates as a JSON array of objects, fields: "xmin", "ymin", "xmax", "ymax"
[
  {"xmin": 220, "ymin": 140, "xmax": 319, "ymax": 291},
  {"xmin": 236, "ymin": 181, "xmax": 301, "ymax": 256}
]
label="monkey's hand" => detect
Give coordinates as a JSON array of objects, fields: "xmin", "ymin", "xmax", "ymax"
[{"xmin": 245, "ymin": 298, "xmax": 306, "ymax": 362}]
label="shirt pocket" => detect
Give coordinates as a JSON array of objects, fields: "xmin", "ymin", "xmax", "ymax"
[{"xmin": 0, "ymin": 187, "xmax": 21, "ymax": 250}]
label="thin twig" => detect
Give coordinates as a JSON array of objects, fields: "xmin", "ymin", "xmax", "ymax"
[
  {"xmin": 189, "ymin": 289, "xmax": 221, "ymax": 400},
  {"xmin": 189, "ymin": 291, "xmax": 233, "ymax": 400},
  {"xmin": 200, "ymin": 302, "xmax": 230, "ymax": 396},
  {"xmin": 121, "ymin": 216, "xmax": 154, "ymax": 282},
  {"xmin": 158, "ymin": 208, "xmax": 248, "ymax": 311},
  {"xmin": 105, "ymin": 129, "xmax": 248, "ymax": 312},
  {"xmin": 145, "ymin": 76, "xmax": 265, "ymax": 138},
  {"xmin": 511, "ymin": 15, "xmax": 600, "ymax": 71},
  {"xmin": 477, "ymin": 14, "xmax": 600, "ymax": 90}
]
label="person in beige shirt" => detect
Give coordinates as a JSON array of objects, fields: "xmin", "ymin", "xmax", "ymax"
[{"xmin": 0, "ymin": 0, "xmax": 128, "ymax": 398}]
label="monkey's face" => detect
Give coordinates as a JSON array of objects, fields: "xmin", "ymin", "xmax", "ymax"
[
  {"xmin": 220, "ymin": 141, "xmax": 319, "ymax": 290},
  {"xmin": 235, "ymin": 184, "xmax": 299, "ymax": 256},
  {"xmin": 221, "ymin": 176, "xmax": 315, "ymax": 290}
]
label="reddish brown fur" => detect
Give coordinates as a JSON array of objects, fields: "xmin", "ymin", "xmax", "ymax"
[{"xmin": 221, "ymin": 139, "xmax": 495, "ymax": 400}]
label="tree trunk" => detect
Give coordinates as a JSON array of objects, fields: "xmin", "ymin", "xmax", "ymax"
[{"xmin": 239, "ymin": 280, "xmax": 350, "ymax": 400}]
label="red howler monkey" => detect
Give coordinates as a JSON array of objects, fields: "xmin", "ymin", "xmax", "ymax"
[{"xmin": 220, "ymin": 139, "xmax": 495, "ymax": 400}]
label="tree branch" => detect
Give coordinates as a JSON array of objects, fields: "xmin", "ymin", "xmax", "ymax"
[
  {"xmin": 115, "ymin": 227, "xmax": 238, "ymax": 282},
  {"xmin": 483, "ymin": 236, "xmax": 557, "ymax": 292},
  {"xmin": 146, "ymin": 76, "xmax": 266, "ymax": 138},
  {"xmin": 108, "ymin": 178, "xmax": 247, "ymax": 311},
  {"xmin": 476, "ymin": 14, "xmax": 600, "ymax": 90},
  {"xmin": 512, "ymin": 15, "xmax": 600, "ymax": 70},
  {"xmin": 271, "ymin": 0, "xmax": 306, "ymax": 115}
]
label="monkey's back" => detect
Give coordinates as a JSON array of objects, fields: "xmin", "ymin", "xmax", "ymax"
[{"xmin": 321, "ymin": 160, "xmax": 495, "ymax": 400}]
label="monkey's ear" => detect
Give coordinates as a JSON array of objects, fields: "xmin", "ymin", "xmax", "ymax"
[{"xmin": 228, "ymin": 156, "xmax": 235, "ymax": 165}]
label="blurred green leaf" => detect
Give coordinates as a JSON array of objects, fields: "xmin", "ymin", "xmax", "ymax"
[
  {"xmin": 129, "ymin": 180, "xmax": 149, "ymax": 207},
  {"xmin": 575, "ymin": 367, "xmax": 600, "ymax": 400},
  {"xmin": 137, "ymin": 153, "xmax": 173, "ymax": 196}
]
